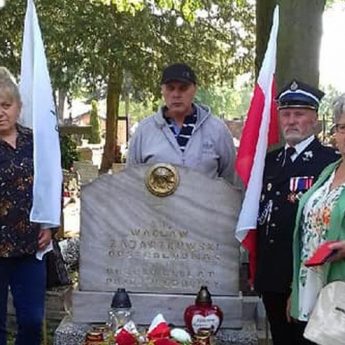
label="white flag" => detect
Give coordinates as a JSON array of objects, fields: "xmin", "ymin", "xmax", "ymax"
[{"xmin": 19, "ymin": 0, "xmax": 62, "ymax": 227}]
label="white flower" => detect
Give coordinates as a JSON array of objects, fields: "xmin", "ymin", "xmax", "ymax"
[
  {"xmin": 171, "ymin": 328, "xmax": 192, "ymax": 343},
  {"xmin": 115, "ymin": 320, "xmax": 139, "ymax": 336}
]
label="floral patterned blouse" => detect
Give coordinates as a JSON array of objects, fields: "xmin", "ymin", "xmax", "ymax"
[
  {"xmin": 0, "ymin": 125, "xmax": 39, "ymax": 257},
  {"xmin": 297, "ymin": 170, "xmax": 345, "ymax": 321}
]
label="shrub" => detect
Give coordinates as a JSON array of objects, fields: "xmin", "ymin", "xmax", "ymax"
[
  {"xmin": 60, "ymin": 134, "xmax": 80, "ymax": 170},
  {"xmin": 88, "ymin": 100, "xmax": 101, "ymax": 144}
]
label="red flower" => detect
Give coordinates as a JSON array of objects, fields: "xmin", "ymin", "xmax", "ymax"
[
  {"xmin": 116, "ymin": 328, "xmax": 138, "ymax": 345},
  {"xmin": 147, "ymin": 323, "xmax": 170, "ymax": 340}
]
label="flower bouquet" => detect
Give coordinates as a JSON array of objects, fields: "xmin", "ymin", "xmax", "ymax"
[{"xmin": 115, "ymin": 314, "xmax": 192, "ymax": 345}]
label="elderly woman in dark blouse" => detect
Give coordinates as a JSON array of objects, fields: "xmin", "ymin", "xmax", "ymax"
[{"xmin": 0, "ymin": 67, "xmax": 52, "ymax": 345}]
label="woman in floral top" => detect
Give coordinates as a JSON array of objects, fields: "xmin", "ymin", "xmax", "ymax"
[
  {"xmin": 0, "ymin": 67, "xmax": 53, "ymax": 345},
  {"xmin": 290, "ymin": 94, "xmax": 345, "ymax": 344}
]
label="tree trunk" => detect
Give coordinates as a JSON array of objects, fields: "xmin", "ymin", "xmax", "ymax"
[
  {"xmin": 57, "ymin": 89, "xmax": 66, "ymax": 123},
  {"xmin": 100, "ymin": 63, "xmax": 124, "ymax": 173},
  {"xmin": 124, "ymin": 91, "xmax": 130, "ymax": 144},
  {"xmin": 255, "ymin": 0, "xmax": 276, "ymax": 79},
  {"xmin": 277, "ymin": 0, "xmax": 326, "ymax": 89},
  {"xmin": 256, "ymin": 0, "xmax": 325, "ymax": 89}
]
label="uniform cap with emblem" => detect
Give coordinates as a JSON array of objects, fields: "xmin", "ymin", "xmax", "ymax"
[
  {"xmin": 161, "ymin": 63, "xmax": 197, "ymax": 85},
  {"xmin": 277, "ymin": 80, "xmax": 325, "ymax": 111}
]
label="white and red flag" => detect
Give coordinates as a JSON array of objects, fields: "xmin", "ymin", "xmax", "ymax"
[{"xmin": 235, "ymin": 6, "xmax": 280, "ymax": 286}]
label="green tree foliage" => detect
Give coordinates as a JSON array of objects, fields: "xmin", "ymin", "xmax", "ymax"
[
  {"xmin": 86, "ymin": 1, "xmax": 255, "ymax": 171},
  {"xmin": 119, "ymin": 98, "xmax": 157, "ymax": 123},
  {"xmin": 0, "ymin": 0, "xmax": 25, "ymax": 75},
  {"xmin": 88, "ymin": 100, "xmax": 102, "ymax": 144},
  {"xmin": 326, "ymin": 0, "xmax": 345, "ymax": 9},
  {"xmin": 0, "ymin": 0, "xmax": 255, "ymax": 171},
  {"xmin": 319, "ymin": 84, "xmax": 343, "ymax": 140},
  {"xmin": 0, "ymin": 0, "xmax": 85, "ymax": 88},
  {"xmin": 196, "ymin": 80, "xmax": 252, "ymax": 120},
  {"xmin": 60, "ymin": 134, "xmax": 80, "ymax": 170}
]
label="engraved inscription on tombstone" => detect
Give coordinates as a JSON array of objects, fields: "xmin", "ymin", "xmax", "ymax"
[{"xmin": 104, "ymin": 221, "xmax": 223, "ymax": 292}]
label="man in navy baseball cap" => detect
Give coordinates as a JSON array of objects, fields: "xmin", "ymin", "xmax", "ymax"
[
  {"xmin": 160, "ymin": 63, "xmax": 197, "ymax": 85},
  {"xmin": 126, "ymin": 62, "xmax": 236, "ymax": 184}
]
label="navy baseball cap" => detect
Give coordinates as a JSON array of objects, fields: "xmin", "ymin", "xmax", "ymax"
[
  {"xmin": 161, "ymin": 63, "xmax": 197, "ymax": 85},
  {"xmin": 277, "ymin": 80, "xmax": 325, "ymax": 111}
]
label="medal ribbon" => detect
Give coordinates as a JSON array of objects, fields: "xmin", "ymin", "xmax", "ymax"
[{"xmin": 290, "ymin": 176, "xmax": 314, "ymax": 192}]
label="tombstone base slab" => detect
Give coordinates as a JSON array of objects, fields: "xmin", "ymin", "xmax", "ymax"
[
  {"xmin": 54, "ymin": 317, "xmax": 258, "ymax": 345},
  {"xmin": 54, "ymin": 316, "xmax": 91, "ymax": 345},
  {"xmin": 73, "ymin": 290, "xmax": 243, "ymax": 328}
]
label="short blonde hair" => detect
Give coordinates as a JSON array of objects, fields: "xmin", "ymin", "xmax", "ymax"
[{"xmin": 0, "ymin": 66, "xmax": 21, "ymax": 105}]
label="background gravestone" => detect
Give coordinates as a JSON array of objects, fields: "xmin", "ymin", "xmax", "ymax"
[
  {"xmin": 73, "ymin": 161, "xmax": 99, "ymax": 185},
  {"xmin": 73, "ymin": 165, "xmax": 242, "ymax": 328}
]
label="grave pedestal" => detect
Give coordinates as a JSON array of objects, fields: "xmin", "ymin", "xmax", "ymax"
[
  {"xmin": 54, "ymin": 317, "xmax": 91, "ymax": 345},
  {"xmin": 54, "ymin": 295, "xmax": 265, "ymax": 345}
]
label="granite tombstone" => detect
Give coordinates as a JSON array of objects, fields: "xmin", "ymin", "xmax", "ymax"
[
  {"xmin": 72, "ymin": 164, "xmax": 242, "ymax": 328},
  {"xmin": 73, "ymin": 161, "xmax": 99, "ymax": 185}
]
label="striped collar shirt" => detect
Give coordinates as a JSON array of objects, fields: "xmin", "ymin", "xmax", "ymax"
[{"xmin": 163, "ymin": 106, "xmax": 197, "ymax": 152}]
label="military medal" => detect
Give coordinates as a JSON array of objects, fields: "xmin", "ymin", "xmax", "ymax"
[
  {"xmin": 287, "ymin": 192, "xmax": 297, "ymax": 203},
  {"xmin": 267, "ymin": 183, "xmax": 272, "ymax": 191},
  {"xmin": 287, "ymin": 177, "xmax": 298, "ymax": 203},
  {"xmin": 287, "ymin": 176, "xmax": 314, "ymax": 203}
]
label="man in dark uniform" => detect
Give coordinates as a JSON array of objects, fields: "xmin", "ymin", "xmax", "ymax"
[{"xmin": 254, "ymin": 80, "xmax": 340, "ymax": 345}]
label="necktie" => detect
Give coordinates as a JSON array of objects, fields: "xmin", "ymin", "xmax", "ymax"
[{"xmin": 283, "ymin": 146, "xmax": 296, "ymax": 168}]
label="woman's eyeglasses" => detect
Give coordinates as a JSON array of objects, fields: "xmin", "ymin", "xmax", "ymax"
[{"xmin": 335, "ymin": 124, "xmax": 345, "ymax": 134}]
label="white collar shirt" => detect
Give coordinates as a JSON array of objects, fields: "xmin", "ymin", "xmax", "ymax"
[{"xmin": 284, "ymin": 135, "xmax": 315, "ymax": 162}]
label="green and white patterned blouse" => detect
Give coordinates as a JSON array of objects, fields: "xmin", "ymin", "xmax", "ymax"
[{"xmin": 298, "ymin": 170, "xmax": 345, "ymax": 321}]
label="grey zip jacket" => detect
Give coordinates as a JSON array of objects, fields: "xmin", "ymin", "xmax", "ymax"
[{"xmin": 127, "ymin": 103, "xmax": 236, "ymax": 184}]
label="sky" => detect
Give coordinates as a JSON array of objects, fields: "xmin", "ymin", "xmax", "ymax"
[{"xmin": 320, "ymin": 2, "xmax": 345, "ymax": 91}]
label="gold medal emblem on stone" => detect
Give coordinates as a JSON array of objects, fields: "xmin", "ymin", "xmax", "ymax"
[{"xmin": 145, "ymin": 163, "xmax": 180, "ymax": 197}]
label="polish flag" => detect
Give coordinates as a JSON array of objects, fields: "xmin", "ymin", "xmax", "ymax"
[{"xmin": 235, "ymin": 6, "xmax": 280, "ymax": 286}]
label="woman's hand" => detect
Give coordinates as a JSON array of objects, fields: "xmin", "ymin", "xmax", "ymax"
[
  {"xmin": 38, "ymin": 228, "xmax": 52, "ymax": 250},
  {"xmin": 329, "ymin": 241, "xmax": 345, "ymax": 262}
]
